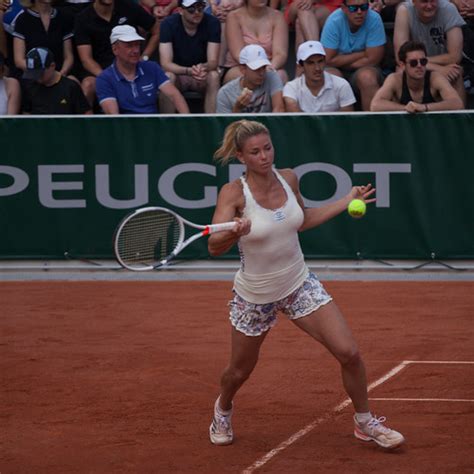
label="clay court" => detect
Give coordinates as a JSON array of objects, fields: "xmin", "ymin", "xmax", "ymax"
[{"xmin": 2, "ymin": 276, "xmax": 473, "ymax": 473}]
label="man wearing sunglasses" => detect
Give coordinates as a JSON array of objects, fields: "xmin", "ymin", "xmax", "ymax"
[
  {"xmin": 320, "ymin": 0, "xmax": 386, "ymax": 110},
  {"xmin": 393, "ymin": 0, "xmax": 466, "ymax": 104},
  {"xmin": 159, "ymin": 0, "xmax": 221, "ymax": 112},
  {"xmin": 370, "ymin": 40, "xmax": 463, "ymax": 111}
]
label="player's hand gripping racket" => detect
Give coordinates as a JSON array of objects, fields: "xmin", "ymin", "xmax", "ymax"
[{"xmin": 113, "ymin": 207, "xmax": 237, "ymax": 271}]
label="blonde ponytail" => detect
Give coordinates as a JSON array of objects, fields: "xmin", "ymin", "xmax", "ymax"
[{"xmin": 214, "ymin": 120, "xmax": 270, "ymax": 164}]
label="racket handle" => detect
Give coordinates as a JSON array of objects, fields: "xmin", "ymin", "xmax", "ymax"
[{"xmin": 204, "ymin": 221, "xmax": 237, "ymax": 235}]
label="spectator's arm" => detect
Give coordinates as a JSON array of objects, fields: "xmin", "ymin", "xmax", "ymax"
[
  {"xmin": 77, "ymin": 44, "xmax": 103, "ymax": 76},
  {"xmin": 100, "ymin": 98, "xmax": 120, "ymax": 114},
  {"xmin": 340, "ymin": 104, "xmax": 354, "ymax": 111},
  {"xmin": 204, "ymin": 42, "xmax": 220, "ymax": 71},
  {"xmin": 283, "ymin": 96, "xmax": 302, "ymax": 112},
  {"xmin": 142, "ymin": 19, "xmax": 160, "ymax": 59},
  {"xmin": 426, "ymin": 26, "xmax": 463, "ymax": 65},
  {"xmin": 348, "ymin": 44, "xmax": 385, "ymax": 68},
  {"xmin": 60, "ymin": 38, "xmax": 74, "ymax": 76},
  {"xmin": 370, "ymin": 73, "xmax": 406, "ymax": 110},
  {"xmin": 13, "ymin": 37, "xmax": 26, "ymax": 71},
  {"xmin": 159, "ymin": 81, "xmax": 190, "ymax": 113},
  {"xmin": 324, "ymin": 47, "xmax": 366, "ymax": 68},
  {"xmin": 225, "ymin": 10, "xmax": 245, "ymax": 63},
  {"xmin": 393, "ymin": 3, "xmax": 410, "ymax": 62},
  {"xmin": 429, "ymin": 71, "xmax": 464, "ymax": 110},
  {"xmin": 270, "ymin": 12, "xmax": 288, "ymax": 70},
  {"xmin": 159, "ymin": 42, "xmax": 189, "ymax": 74},
  {"xmin": 6, "ymin": 78, "xmax": 21, "ymax": 115},
  {"xmin": 271, "ymin": 90, "xmax": 285, "ymax": 112}
]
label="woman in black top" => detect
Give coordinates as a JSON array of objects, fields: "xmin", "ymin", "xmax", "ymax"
[{"xmin": 13, "ymin": 0, "xmax": 74, "ymax": 76}]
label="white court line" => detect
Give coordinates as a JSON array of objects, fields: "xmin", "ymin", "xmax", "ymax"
[
  {"xmin": 404, "ymin": 360, "xmax": 474, "ymax": 364},
  {"xmin": 241, "ymin": 361, "xmax": 409, "ymax": 474},
  {"xmin": 370, "ymin": 398, "xmax": 474, "ymax": 402}
]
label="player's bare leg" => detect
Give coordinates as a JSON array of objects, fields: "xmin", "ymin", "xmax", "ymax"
[
  {"xmin": 210, "ymin": 328, "xmax": 268, "ymax": 445},
  {"xmin": 292, "ymin": 301, "xmax": 405, "ymax": 449},
  {"xmin": 292, "ymin": 301, "xmax": 369, "ymax": 411},
  {"xmin": 219, "ymin": 327, "xmax": 269, "ymax": 410}
]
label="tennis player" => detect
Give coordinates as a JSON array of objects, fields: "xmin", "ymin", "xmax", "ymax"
[{"xmin": 208, "ymin": 119, "xmax": 405, "ymax": 450}]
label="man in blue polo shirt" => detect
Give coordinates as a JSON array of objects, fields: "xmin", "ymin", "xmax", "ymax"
[
  {"xmin": 321, "ymin": 0, "xmax": 386, "ymax": 110},
  {"xmin": 96, "ymin": 25, "xmax": 189, "ymax": 114}
]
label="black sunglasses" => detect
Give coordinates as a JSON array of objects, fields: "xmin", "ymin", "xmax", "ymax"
[
  {"xmin": 407, "ymin": 57, "xmax": 428, "ymax": 67},
  {"xmin": 346, "ymin": 3, "xmax": 369, "ymax": 12},
  {"xmin": 185, "ymin": 3, "xmax": 205, "ymax": 13}
]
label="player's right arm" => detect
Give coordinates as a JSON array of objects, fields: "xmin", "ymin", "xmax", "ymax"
[{"xmin": 208, "ymin": 181, "xmax": 250, "ymax": 256}]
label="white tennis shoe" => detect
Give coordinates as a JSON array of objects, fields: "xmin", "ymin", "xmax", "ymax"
[
  {"xmin": 209, "ymin": 398, "xmax": 233, "ymax": 446},
  {"xmin": 354, "ymin": 415, "xmax": 405, "ymax": 449}
]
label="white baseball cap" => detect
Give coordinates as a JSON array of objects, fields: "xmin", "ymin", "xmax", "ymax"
[
  {"xmin": 181, "ymin": 0, "xmax": 202, "ymax": 7},
  {"xmin": 239, "ymin": 45, "xmax": 271, "ymax": 70},
  {"xmin": 110, "ymin": 25, "xmax": 145, "ymax": 44},
  {"xmin": 297, "ymin": 40, "xmax": 326, "ymax": 63}
]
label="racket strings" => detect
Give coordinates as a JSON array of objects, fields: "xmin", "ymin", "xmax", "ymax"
[{"xmin": 117, "ymin": 212, "xmax": 181, "ymax": 267}]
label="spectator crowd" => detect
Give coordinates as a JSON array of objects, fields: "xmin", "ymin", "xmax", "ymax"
[{"xmin": 0, "ymin": 0, "xmax": 473, "ymax": 115}]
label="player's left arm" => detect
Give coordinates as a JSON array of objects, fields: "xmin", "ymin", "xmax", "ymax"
[{"xmin": 280, "ymin": 169, "xmax": 376, "ymax": 231}]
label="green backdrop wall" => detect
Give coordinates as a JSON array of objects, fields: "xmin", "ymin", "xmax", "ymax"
[{"xmin": 0, "ymin": 113, "xmax": 473, "ymax": 260}]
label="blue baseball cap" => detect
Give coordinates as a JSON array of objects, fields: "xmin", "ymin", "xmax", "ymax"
[{"xmin": 23, "ymin": 47, "xmax": 54, "ymax": 80}]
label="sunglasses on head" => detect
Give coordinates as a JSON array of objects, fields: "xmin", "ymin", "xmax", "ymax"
[
  {"xmin": 346, "ymin": 3, "xmax": 369, "ymax": 12},
  {"xmin": 185, "ymin": 2, "xmax": 205, "ymax": 13},
  {"xmin": 407, "ymin": 57, "xmax": 428, "ymax": 67}
]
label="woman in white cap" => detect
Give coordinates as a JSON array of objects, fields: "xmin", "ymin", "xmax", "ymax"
[{"xmin": 222, "ymin": 0, "xmax": 289, "ymax": 85}]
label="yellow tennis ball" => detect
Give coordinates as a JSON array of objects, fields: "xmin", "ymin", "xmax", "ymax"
[{"xmin": 348, "ymin": 199, "xmax": 366, "ymax": 218}]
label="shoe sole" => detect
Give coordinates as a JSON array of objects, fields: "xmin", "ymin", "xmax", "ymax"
[{"xmin": 354, "ymin": 428, "xmax": 405, "ymax": 449}]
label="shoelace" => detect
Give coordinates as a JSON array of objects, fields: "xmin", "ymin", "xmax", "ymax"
[
  {"xmin": 366, "ymin": 416, "xmax": 391, "ymax": 434},
  {"xmin": 214, "ymin": 413, "xmax": 231, "ymax": 433}
]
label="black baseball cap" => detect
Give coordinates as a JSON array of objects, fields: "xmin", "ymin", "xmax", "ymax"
[{"xmin": 23, "ymin": 47, "xmax": 54, "ymax": 80}]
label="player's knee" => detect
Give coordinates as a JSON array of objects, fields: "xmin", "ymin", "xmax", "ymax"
[
  {"xmin": 337, "ymin": 346, "xmax": 362, "ymax": 367},
  {"xmin": 228, "ymin": 366, "xmax": 253, "ymax": 386}
]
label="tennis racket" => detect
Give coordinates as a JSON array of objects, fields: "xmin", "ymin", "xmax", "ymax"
[{"xmin": 113, "ymin": 207, "xmax": 237, "ymax": 271}]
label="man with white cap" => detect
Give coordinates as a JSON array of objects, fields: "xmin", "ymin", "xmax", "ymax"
[
  {"xmin": 74, "ymin": 0, "xmax": 159, "ymax": 106},
  {"xmin": 159, "ymin": 0, "xmax": 221, "ymax": 113},
  {"xmin": 216, "ymin": 44, "xmax": 284, "ymax": 113},
  {"xmin": 283, "ymin": 40, "xmax": 355, "ymax": 112},
  {"xmin": 96, "ymin": 25, "xmax": 189, "ymax": 114}
]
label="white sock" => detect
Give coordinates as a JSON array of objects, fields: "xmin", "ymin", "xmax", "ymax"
[{"xmin": 355, "ymin": 412, "xmax": 373, "ymax": 424}]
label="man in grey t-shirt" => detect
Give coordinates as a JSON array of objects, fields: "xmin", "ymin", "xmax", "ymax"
[
  {"xmin": 216, "ymin": 45, "xmax": 285, "ymax": 113},
  {"xmin": 394, "ymin": 0, "xmax": 466, "ymax": 102}
]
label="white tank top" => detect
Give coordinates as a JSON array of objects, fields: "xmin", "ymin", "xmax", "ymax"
[
  {"xmin": 0, "ymin": 79, "xmax": 8, "ymax": 116},
  {"xmin": 233, "ymin": 169, "xmax": 308, "ymax": 304}
]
